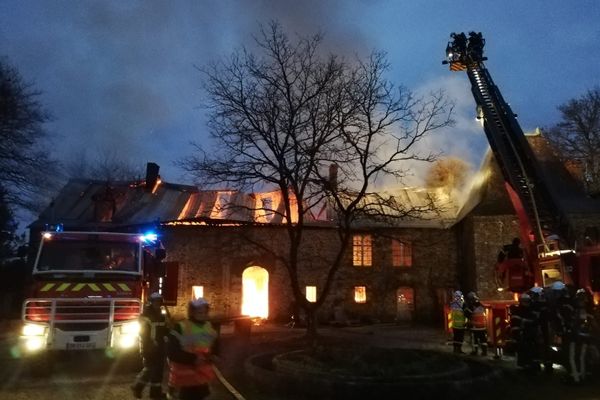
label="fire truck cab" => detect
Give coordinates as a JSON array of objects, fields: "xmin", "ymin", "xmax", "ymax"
[{"xmin": 19, "ymin": 229, "xmax": 166, "ymax": 357}]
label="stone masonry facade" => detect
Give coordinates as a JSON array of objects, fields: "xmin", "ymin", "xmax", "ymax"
[{"xmin": 162, "ymin": 224, "xmax": 458, "ymax": 325}]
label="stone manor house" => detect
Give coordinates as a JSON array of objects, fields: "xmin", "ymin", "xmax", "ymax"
[{"xmin": 30, "ymin": 131, "xmax": 600, "ymax": 325}]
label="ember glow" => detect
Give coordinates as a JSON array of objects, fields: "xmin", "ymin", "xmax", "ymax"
[{"xmin": 241, "ymin": 266, "xmax": 269, "ymax": 318}]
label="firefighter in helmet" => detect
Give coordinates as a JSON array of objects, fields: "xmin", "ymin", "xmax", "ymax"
[
  {"xmin": 566, "ymin": 288, "xmax": 596, "ymax": 384},
  {"xmin": 464, "ymin": 292, "xmax": 488, "ymax": 356},
  {"xmin": 510, "ymin": 292, "xmax": 540, "ymax": 371},
  {"xmin": 529, "ymin": 286, "xmax": 553, "ymax": 372},
  {"xmin": 166, "ymin": 298, "xmax": 218, "ymax": 400},
  {"xmin": 450, "ymin": 290, "xmax": 467, "ymax": 354},
  {"xmin": 132, "ymin": 292, "xmax": 169, "ymax": 399}
]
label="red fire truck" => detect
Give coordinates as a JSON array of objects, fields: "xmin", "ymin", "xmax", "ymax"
[{"xmin": 18, "ymin": 228, "xmax": 169, "ymax": 359}]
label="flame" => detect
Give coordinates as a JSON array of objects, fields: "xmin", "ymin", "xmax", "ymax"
[
  {"xmin": 241, "ymin": 266, "xmax": 269, "ymax": 319},
  {"xmin": 151, "ymin": 177, "xmax": 162, "ymax": 194}
]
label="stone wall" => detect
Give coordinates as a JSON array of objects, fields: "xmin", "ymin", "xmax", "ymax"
[
  {"xmin": 160, "ymin": 224, "xmax": 459, "ymax": 324},
  {"xmin": 466, "ymin": 215, "xmax": 520, "ymax": 300}
]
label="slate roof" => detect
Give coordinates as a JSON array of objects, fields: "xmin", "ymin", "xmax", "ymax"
[
  {"xmin": 40, "ymin": 130, "xmax": 597, "ymax": 233},
  {"xmin": 32, "ymin": 178, "xmax": 460, "ymax": 230}
]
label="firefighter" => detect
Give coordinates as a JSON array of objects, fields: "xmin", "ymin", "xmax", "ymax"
[
  {"xmin": 547, "ymin": 281, "xmax": 574, "ymax": 372},
  {"xmin": 497, "ymin": 237, "xmax": 524, "ymax": 263},
  {"xmin": 464, "ymin": 292, "xmax": 488, "ymax": 356},
  {"xmin": 166, "ymin": 298, "xmax": 218, "ymax": 400},
  {"xmin": 449, "ymin": 291, "xmax": 467, "ymax": 354},
  {"xmin": 450, "ymin": 32, "xmax": 467, "ymax": 57},
  {"xmin": 510, "ymin": 293, "xmax": 540, "ymax": 371},
  {"xmin": 566, "ymin": 288, "xmax": 597, "ymax": 384},
  {"xmin": 529, "ymin": 286, "xmax": 553, "ymax": 372},
  {"xmin": 467, "ymin": 31, "xmax": 485, "ymax": 60},
  {"xmin": 132, "ymin": 292, "xmax": 169, "ymax": 399}
]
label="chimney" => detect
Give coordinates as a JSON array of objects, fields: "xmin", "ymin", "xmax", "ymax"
[
  {"xmin": 328, "ymin": 163, "xmax": 338, "ymax": 191},
  {"xmin": 145, "ymin": 162, "xmax": 160, "ymax": 193}
]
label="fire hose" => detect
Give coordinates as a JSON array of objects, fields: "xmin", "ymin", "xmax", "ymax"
[{"xmin": 212, "ymin": 364, "xmax": 247, "ymax": 400}]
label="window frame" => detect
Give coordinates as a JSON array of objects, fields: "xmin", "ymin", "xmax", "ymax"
[
  {"xmin": 305, "ymin": 286, "xmax": 317, "ymax": 302},
  {"xmin": 392, "ymin": 238, "xmax": 412, "ymax": 267},
  {"xmin": 354, "ymin": 285, "xmax": 367, "ymax": 303},
  {"xmin": 353, "ymin": 234, "xmax": 373, "ymax": 267}
]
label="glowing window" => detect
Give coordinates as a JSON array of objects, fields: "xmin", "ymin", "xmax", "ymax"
[
  {"xmin": 392, "ymin": 239, "xmax": 412, "ymax": 267},
  {"xmin": 396, "ymin": 287, "xmax": 415, "ymax": 321},
  {"xmin": 354, "ymin": 286, "xmax": 367, "ymax": 303},
  {"xmin": 192, "ymin": 285, "xmax": 204, "ymax": 300},
  {"xmin": 210, "ymin": 191, "xmax": 232, "ymax": 219},
  {"xmin": 241, "ymin": 266, "xmax": 269, "ymax": 319},
  {"xmin": 255, "ymin": 194, "xmax": 275, "ymax": 223},
  {"xmin": 353, "ymin": 235, "xmax": 372, "ymax": 266},
  {"xmin": 305, "ymin": 286, "xmax": 317, "ymax": 302}
]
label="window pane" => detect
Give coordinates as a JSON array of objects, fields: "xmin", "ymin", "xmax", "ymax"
[
  {"xmin": 392, "ymin": 239, "xmax": 412, "ymax": 267},
  {"xmin": 353, "ymin": 234, "xmax": 372, "ymax": 267},
  {"xmin": 354, "ymin": 286, "xmax": 367, "ymax": 303},
  {"xmin": 192, "ymin": 285, "xmax": 204, "ymax": 300},
  {"xmin": 305, "ymin": 286, "xmax": 317, "ymax": 302}
]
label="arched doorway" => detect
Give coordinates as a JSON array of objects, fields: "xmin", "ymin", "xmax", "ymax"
[
  {"xmin": 241, "ymin": 266, "xmax": 269, "ymax": 318},
  {"xmin": 396, "ymin": 287, "xmax": 414, "ymax": 322}
]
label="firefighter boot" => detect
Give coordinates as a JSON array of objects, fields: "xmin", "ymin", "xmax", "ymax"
[
  {"xmin": 130, "ymin": 383, "xmax": 143, "ymax": 399},
  {"xmin": 453, "ymin": 344, "xmax": 464, "ymax": 354},
  {"xmin": 481, "ymin": 345, "xmax": 488, "ymax": 357}
]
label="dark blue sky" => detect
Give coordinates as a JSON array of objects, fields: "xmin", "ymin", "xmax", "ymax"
[{"xmin": 1, "ymin": 0, "xmax": 599, "ymax": 185}]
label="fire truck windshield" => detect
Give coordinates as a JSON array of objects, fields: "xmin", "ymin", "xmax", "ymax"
[{"xmin": 36, "ymin": 239, "xmax": 140, "ymax": 274}]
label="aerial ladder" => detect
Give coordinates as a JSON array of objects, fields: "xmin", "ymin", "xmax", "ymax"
[{"xmin": 443, "ymin": 32, "xmax": 575, "ymax": 292}]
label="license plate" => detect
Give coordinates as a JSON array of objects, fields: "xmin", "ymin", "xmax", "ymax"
[{"xmin": 66, "ymin": 342, "xmax": 96, "ymax": 350}]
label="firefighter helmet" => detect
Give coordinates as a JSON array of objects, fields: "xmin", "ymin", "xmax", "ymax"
[
  {"xmin": 529, "ymin": 286, "xmax": 543, "ymax": 295},
  {"xmin": 467, "ymin": 291, "xmax": 479, "ymax": 301},
  {"xmin": 551, "ymin": 281, "xmax": 566, "ymax": 291},
  {"xmin": 519, "ymin": 293, "xmax": 531, "ymax": 302},
  {"xmin": 189, "ymin": 298, "xmax": 209, "ymax": 309},
  {"xmin": 149, "ymin": 292, "xmax": 163, "ymax": 302},
  {"xmin": 575, "ymin": 288, "xmax": 588, "ymax": 302}
]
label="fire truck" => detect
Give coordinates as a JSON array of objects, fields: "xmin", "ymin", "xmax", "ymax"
[
  {"xmin": 18, "ymin": 227, "xmax": 170, "ymax": 360},
  {"xmin": 443, "ymin": 32, "xmax": 600, "ymax": 352}
]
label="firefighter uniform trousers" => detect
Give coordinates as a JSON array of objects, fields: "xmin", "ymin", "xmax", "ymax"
[{"xmin": 133, "ymin": 308, "xmax": 168, "ymax": 399}]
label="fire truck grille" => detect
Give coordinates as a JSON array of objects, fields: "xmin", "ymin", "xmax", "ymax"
[
  {"xmin": 24, "ymin": 299, "xmax": 142, "ymax": 323},
  {"xmin": 54, "ymin": 322, "xmax": 110, "ymax": 331}
]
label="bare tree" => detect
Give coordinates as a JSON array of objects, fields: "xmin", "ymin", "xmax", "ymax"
[
  {"xmin": 181, "ymin": 23, "xmax": 453, "ymax": 338},
  {"xmin": 62, "ymin": 150, "xmax": 144, "ymax": 182},
  {"xmin": 546, "ymin": 87, "xmax": 600, "ymax": 195},
  {"xmin": 0, "ymin": 59, "xmax": 58, "ymax": 212}
]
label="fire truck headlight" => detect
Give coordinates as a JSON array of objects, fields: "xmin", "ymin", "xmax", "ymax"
[
  {"xmin": 120, "ymin": 321, "xmax": 140, "ymax": 335},
  {"xmin": 22, "ymin": 323, "xmax": 46, "ymax": 337},
  {"xmin": 25, "ymin": 337, "xmax": 45, "ymax": 352},
  {"xmin": 118, "ymin": 334, "xmax": 137, "ymax": 349}
]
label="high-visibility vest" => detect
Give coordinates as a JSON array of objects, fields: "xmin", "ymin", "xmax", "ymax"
[
  {"xmin": 450, "ymin": 303, "xmax": 466, "ymax": 329},
  {"xmin": 168, "ymin": 320, "xmax": 217, "ymax": 387},
  {"xmin": 470, "ymin": 306, "xmax": 487, "ymax": 330}
]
